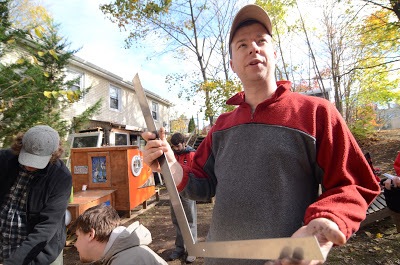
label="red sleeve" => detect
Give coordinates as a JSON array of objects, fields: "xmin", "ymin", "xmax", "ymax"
[
  {"xmin": 176, "ymin": 130, "xmax": 215, "ymax": 194},
  {"xmin": 187, "ymin": 151, "xmax": 196, "ymax": 167},
  {"xmin": 394, "ymin": 152, "xmax": 400, "ymax": 176},
  {"xmin": 303, "ymin": 103, "xmax": 380, "ymax": 239},
  {"xmin": 176, "ymin": 151, "xmax": 196, "ymax": 191}
]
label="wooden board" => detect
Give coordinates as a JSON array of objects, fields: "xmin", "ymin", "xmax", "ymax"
[
  {"xmin": 68, "ymin": 189, "xmax": 116, "ymax": 222},
  {"xmin": 361, "ymin": 193, "xmax": 396, "ymax": 229}
]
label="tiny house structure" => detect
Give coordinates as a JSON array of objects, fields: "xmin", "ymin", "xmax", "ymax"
[
  {"xmin": 67, "ymin": 145, "xmax": 156, "ymax": 222},
  {"xmin": 69, "ymin": 126, "xmax": 145, "ymax": 149}
]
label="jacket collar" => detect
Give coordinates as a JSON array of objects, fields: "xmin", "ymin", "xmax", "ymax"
[{"xmin": 226, "ymin": 80, "xmax": 292, "ymax": 106}]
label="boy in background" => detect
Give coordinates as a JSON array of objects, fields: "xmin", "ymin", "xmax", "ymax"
[{"xmin": 72, "ymin": 203, "xmax": 167, "ymax": 265}]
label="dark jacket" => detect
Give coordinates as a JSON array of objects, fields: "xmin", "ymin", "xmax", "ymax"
[{"xmin": 0, "ymin": 149, "xmax": 72, "ymax": 265}]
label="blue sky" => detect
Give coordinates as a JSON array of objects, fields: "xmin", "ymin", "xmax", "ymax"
[{"xmin": 41, "ymin": 0, "xmax": 205, "ymax": 124}]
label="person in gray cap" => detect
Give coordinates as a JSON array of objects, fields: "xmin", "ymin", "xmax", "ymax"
[
  {"xmin": 0, "ymin": 125, "xmax": 72, "ymax": 265},
  {"xmin": 141, "ymin": 4, "xmax": 380, "ymax": 265}
]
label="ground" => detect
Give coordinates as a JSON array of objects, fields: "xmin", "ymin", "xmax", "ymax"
[{"xmin": 63, "ymin": 129, "xmax": 400, "ymax": 265}]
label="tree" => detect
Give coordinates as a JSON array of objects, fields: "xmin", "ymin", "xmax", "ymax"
[
  {"xmin": 349, "ymin": 8, "xmax": 400, "ymax": 136},
  {"xmin": 359, "ymin": 0, "xmax": 400, "ymax": 21},
  {"xmin": 8, "ymin": 0, "xmax": 52, "ymax": 30},
  {"xmin": 71, "ymin": 100, "xmax": 103, "ymax": 133},
  {"xmin": 0, "ymin": 26, "xmax": 71, "ymax": 144},
  {"xmin": 170, "ymin": 114, "xmax": 188, "ymax": 133},
  {"xmin": 202, "ymin": 79, "xmax": 242, "ymax": 116},
  {"xmin": 0, "ymin": 1, "xmax": 100, "ymax": 146},
  {"xmin": 0, "ymin": 0, "xmax": 29, "ymax": 109},
  {"xmin": 256, "ymin": 0, "xmax": 297, "ymax": 81},
  {"xmin": 307, "ymin": 0, "xmax": 399, "ymax": 135},
  {"xmin": 254, "ymin": 0, "xmax": 399, "ymax": 137},
  {"xmin": 100, "ymin": 0, "xmax": 240, "ymax": 126},
  {"xmin": 350, "ymin": 0, "xmax": 400, "ymax": 75},
  {"xmin": 188, "ymin": 116, "xmax": 195, "ymax": 133},
  {"xmin": 101, "ymin": 0, "xmax": 399, "ymax": 135}
]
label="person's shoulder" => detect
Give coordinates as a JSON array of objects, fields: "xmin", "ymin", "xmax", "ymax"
[
  {"xmin": 0, "ymin": 148, "xmax": 14, "ymax": 155},
  {"xmin": 54, "ymin": 159, "xmax": 71, "ymax": 173},
  {"xmin": 186, "ymin": 146, "xmax": 196, "ymax": 152},
  {"xmin": 0, "ymin": 149, "xmax": 17, "ymax": 161},
  {"xmin": 111, "ymin": 245, "xmax": 167, "ymax": 265},
  {"xmin": 47, "ymin": 159, "xmax": 72, "ymax": 180},
  {"xmin": 213, "ymin": 107, "xmax": 239, "ymax": 126}
]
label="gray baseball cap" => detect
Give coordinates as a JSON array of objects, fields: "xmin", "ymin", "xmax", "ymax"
[{"xmin": 18, "ymin": 125, "xmax": 60, "ymax": 169}]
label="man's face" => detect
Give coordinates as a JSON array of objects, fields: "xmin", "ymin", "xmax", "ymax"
[
  {"xmin": 75, "ymin": 229, "xmax": 95, "ymax": 263},
  {"xmin": 171, "ymin": 143, "xmax": 185, "ymax": 153},
  {"xmin": 229, "ymin": 22, "xmax": 276, "ymax": 84},
  {"xmin": 23, "ymin": 166, "xmax": 38, "ymax": 172}
]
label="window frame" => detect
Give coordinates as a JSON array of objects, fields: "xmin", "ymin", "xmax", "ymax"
[
  {"xmin": 65, "ymin": 69, "xmax": 85, "ymax": 100},
  {"xmin": 109, "ymin": 85, "xmax": 121, "ymax": 111},
  {"xmin": 152, "ymin": 101, "xmax": 159, "ymax": 121}
]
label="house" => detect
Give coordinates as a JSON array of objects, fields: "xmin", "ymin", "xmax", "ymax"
[
  {"xmin": 1, "ymin": 34, "xmax": 172, "ymax": 148},
  {"xmin": 375, "ymin": 103, "xmax": 400, "ymax": 129},
  {"xmin": 64, "ymin": 55, "xmax": 173, "ymax": 148},
  {"xmin": 61, "ymin": 57, "xmax": 172, "ymax": 220}
]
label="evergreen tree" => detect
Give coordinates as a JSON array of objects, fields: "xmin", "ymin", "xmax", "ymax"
[
  {"xmin": 0, "ymin": 1, "xmax": 98, "ymax": 146},
  {"xmin": 188, "ymin": 116, "xmax": 195, "ymax": 133}
]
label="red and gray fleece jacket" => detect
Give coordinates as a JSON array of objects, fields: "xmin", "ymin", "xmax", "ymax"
[{"xmin": 177, "ymin": 80, "xmax": 380, "ymax": 243}]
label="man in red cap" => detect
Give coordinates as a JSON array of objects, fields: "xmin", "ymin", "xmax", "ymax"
[{"xmin": 141, "ymin": 4, "xmax": 380, "ymax": 265}]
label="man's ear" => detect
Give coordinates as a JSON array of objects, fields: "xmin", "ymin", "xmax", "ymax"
[
  {"xmin": 230, "ymin": 59, "xmax": 235, "ymax": 73},
  {"xmin": 88, "ymin": 228, "xmax": 96, "ymax": 241}
]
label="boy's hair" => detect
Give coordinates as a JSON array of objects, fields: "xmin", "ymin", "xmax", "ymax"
[
  {"xmin": 71, "ymin": 204, "xmax": 121, "ymax": 243},
  {"xmin": 170, "ymin": 133, "xmax": 185, "ymax": 146}
]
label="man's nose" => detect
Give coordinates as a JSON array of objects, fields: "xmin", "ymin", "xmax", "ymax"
[{"xmin": 249, "ymin": 41, "xmax": 260, "ymax": 54}]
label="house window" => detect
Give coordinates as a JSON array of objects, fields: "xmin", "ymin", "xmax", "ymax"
[
  {"xmin": 152, "ymin": 102, "xmax": 158, "ymax": 120},
  {"xmin": 65, "ymin": 70, "xmax": 84, "ymax": 92},
  {"xmin": 109, "ymin": 85, "xmax": 121, "ymax": 110}
]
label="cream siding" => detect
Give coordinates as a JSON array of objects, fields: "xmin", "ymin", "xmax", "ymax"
[{"xmin": 63, "ymin": 56, "xmax": 172, "ymax": 132}]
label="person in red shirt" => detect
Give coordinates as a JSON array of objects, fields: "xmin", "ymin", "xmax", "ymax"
[
  {"xmin": 168, "ymin": 133, "xmax": 197, "ymax": 263},
  {"xmin": 141, "ymin": 4, "xmax": 380, "ymax": 264}
]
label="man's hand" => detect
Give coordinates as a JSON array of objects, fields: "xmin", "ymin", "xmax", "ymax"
[
  {"xmin": 264, "ymin": 218, "xmax": 346, "ymax": 265},
  {"xmin": 142, "ymin": 127, "xmax": 174, "ymax": 170},
  {"xmin": 141, "ymin": 127, "xmax": 183, "ymax": 185},
  {"xmin": 383, "ymin": 177, "xmax": 400, "ymax": 190}
]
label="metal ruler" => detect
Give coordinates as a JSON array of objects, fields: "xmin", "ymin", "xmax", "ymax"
[{"xmin": 132, "ymin": 73, "xmax": 324, "ymax": 261}]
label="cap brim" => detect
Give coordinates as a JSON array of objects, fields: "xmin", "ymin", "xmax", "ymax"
[
  {"xmin": 229, "ymin": 4, "xmax": 272, "ymax": 45},
  {"xmin": 18, "ymin": 148, "xmax": 51, "ymax": 169}
]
